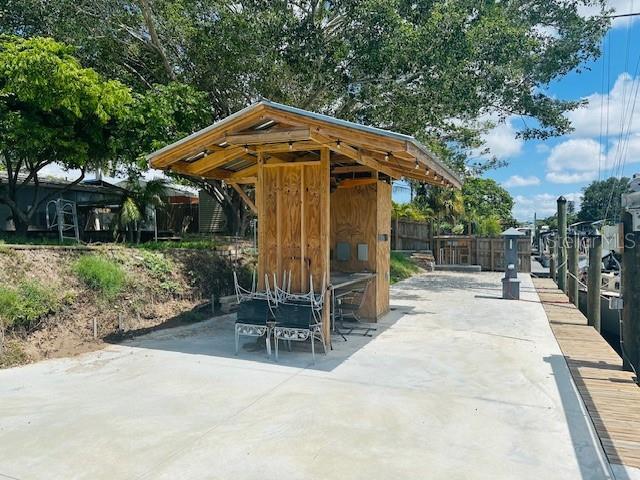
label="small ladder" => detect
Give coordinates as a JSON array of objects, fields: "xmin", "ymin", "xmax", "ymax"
[{"xmin": 46, "ymin": 198, "xmax": 80, "ymax": 243}]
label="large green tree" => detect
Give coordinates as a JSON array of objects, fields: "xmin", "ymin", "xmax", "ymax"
[
  {"xmin": 461, "ymin": 177, "xmax": 514, "ymax": 225},
  {"xmin": 0, "ymin": 0, "xmax": 610, "ymax": 171},
  {"xmin": 578, "ymin": 176, "xmax": 630, "ymax": 223},
  {"xmin": 0, "ymin": 36, "xmax": 132, "ymax": 234}
]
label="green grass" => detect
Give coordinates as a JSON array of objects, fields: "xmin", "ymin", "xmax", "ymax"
[
  {"xmin": 0, "ymin": 280, "xmax": 60, "ymax": 328},
  {"xmin": 390, "ymin": 252, "xmax": 421, "ymax": 284},
  {"xmin": 0, "ymin": 236, "xmax": 77, "ymax": 246},
  {"xmin": 73, "ymin": 255, "xmax": 126, "ymax": 299},
  {"xmin": 128, "ymin": 238, "xmax": 219, "ymax": 250},
  {"xmin": 140, "ymin": 251, "xmax": 180, "ymax": 293}
]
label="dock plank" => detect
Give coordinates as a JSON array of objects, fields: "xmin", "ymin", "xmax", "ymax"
[{"xmin": 533, "ymin": 278, "xmax": 640, "ymax": 470}]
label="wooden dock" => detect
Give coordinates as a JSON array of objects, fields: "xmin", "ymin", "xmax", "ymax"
[{"xmin": 533, "ymin": 277, "xmax": 640, "ymax": 469}]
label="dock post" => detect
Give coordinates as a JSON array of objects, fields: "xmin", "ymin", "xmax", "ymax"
[
  {"xmin": 587, "ymin": 235, "xmax": 602, "ymax": 332},
  {"xmin": 557, "ymin": 197, "xmax": 567, "ymax": 292},
  {"xmin": 568, "ymin": 232, "xmax": 579, "ymax": 307},
  {"xmin": 549, "ymin": 235, "xmax": 557, "ymax": 282},
  {"xmin": 621, "ymin": 211, "xmax": 640, "ymax": 374}
]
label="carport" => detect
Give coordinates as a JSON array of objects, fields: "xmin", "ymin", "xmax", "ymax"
[{"xmin": 147, "ymin": 100, "xmax": 461, "ymax": 341}]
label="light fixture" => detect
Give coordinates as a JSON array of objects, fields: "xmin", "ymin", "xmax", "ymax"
[
  {"xmin": 288, "ymin": 141, "xmax": 293, "ymax": 151},
  {"xmin": 425, "ymin": 168, "xmax": 430, "ymax": 175},
  {"xmin": 414, "ymin": 159, "xmax": 420, "ymax": 169},
  {"xmin": 184, "ymin": 151, "xmax": 206, "ymax": 163},
  {"xmin": 384, "ymin": 152, "xmax": 390, "ymax": 162},
  {"xmin": 243, "ymin": 145, "xmax": 249, "ymax": 153},
  {"xmin": 336, "ymin": 140, "xmax": 341, "ymax": 149}
]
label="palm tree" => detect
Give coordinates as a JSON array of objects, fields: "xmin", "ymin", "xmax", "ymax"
[{"xmin": 116, "ymin": 178, "xmax": 167, "ymax": 243}]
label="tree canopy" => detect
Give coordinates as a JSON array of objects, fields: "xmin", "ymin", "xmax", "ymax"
[
  {"xmin": 0, "ymin": 0, "xmax": 610, "ymax": 172},
  {"xmin": 461, "ymin": 178, "xmax": 514, "ymax": 225},
  {"xmin": 578, "ymin": 177, "xmax": 630, "ymax": 223},
  {"xmin": 0, "ymin": 35, "xmax": 132, "ymax": 233}
]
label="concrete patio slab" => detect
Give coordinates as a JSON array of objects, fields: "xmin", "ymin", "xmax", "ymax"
[{"xmin": 0, "ymin": 272, "xmax": 623, "ymax": 479}]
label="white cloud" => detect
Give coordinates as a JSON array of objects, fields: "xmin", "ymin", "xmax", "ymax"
[
  {"xmin": 513, "ymin": 192, "xmax": 582, "ymax": 220},
  {"xmin": 545, "ymin": 138, "xmax": 605, "ymax": 184},
  {"xmin": 480, "ymin": 117, "xmax": 523, "ymax": 160},
  {"xmin": 578, "ymin": 0, "xmax": 640, "ymax": 28},
  {"xmin": 543, "ymin": 133, "xmax": 640, "ymax": 184},
  {"xmin": 535, "ymin": 143, "xmax": 550, "ymax": 154},
  {"xmin": 503, "ymin": 175, "xmax": 541, "ymax": 188},
  {"xmin": 567, "ymin": 73, "xmax": 640, "ymax": 138}
]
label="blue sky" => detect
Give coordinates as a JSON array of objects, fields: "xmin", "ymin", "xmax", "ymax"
[{"xmin": 393, "ymin": 1, "xmax": 640, "ymax": 222}]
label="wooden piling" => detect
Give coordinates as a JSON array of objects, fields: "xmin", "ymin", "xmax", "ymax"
[
  {"xmin": 587, "ymin": 235, "xmax": 602, "ymax": 332},
  {"xmin": 549, "ymin": 237, "xmax": 556, "ymax": 282},
  {"xmin": 622, "ymin": 212, "xmax": 640, "ymax": 374},
  {"xmin": 568, "ymin": 232, "xmax": 579, "ymax": 307},
  {"xmin": 557, "ymin": 197, "xmax": 567, "ymax": 292}
]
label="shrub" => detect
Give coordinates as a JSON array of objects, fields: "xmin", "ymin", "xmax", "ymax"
[
  {"xmin": 477, "ymin": 215, "xmax": 503, "ymax": 236},
  {"xmin": 73, "ymin": 255, "xmax": 126, "ymax": 299},
  {"xmin": 0, "ymin": 280, "xmax": 60, "ymax": 328},
  {"xmin": 140, "ymin": 251, "xmax": 179, "ymax": 293}
]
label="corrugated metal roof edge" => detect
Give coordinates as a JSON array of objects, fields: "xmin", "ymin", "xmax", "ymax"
[{"xmin": 147, "ymin": 100, "xmax": 462, "ymax": 186}]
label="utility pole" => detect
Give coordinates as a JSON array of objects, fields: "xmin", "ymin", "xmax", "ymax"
[
  {"xmin": 568, "ymin": 232, "xmax": 579, "ymax": 307},
  {"xmin": 557, "ymin": 196, "xmax": 567, "ymax": 291},
  {"xmin": 587, "ymin": 235, "xmax": 602, "ymax": 332}
]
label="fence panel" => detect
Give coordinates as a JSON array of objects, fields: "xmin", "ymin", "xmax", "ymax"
[{"xmin": 392, "ymin": 219, "xmax": 432, "ymax": 250}]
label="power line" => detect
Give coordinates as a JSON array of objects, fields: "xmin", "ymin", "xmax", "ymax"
[{"xmin": 606, "ymin": 12, "xmax": 640, "ymax": 19}]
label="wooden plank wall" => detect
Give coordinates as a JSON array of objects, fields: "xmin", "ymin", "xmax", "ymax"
[
  {"xmin": 258, "ymin": 161, "xmax": 326, "ymax": 293},
  {"xmin": 330, "ymin": 181, "xmax": 391, "ymax": 319}
]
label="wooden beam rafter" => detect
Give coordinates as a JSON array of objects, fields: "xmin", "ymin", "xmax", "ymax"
[
  {"xmin": 183, "ymin": 146, "xmax": 247, "ymax": 175},
  {"xmin": 225, "ymin": 127, "xmax": 310, "ymax": 146},
  {"xmin": 228, "ymin": 182, "xmax": 257, "ymax": 214},
  {"xmin": 254, "ymin": 141, "xmax": 322, "ymax": 153},
  {"xmin": 310, "ymin": 133, "xmax": 400, "ymax": 180}
]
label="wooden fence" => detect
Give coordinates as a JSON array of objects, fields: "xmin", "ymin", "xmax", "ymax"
[
  {"xmin": 434, "ymin": 235, "xmax": 532, "ymax": 272},
  {"xmin": 392, "ymin": 218, "xmax": 432, "ymax": 251}
]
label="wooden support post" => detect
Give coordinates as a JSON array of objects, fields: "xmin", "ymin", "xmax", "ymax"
[
  {"xmin": 276, "ymin": 169, "xmax": 283, "ymax": 285},
  {"xmin": 557, "ymin": 196, "xmax": 568, "ymax": 292},
  {"xmin": 320, "ymin": 147, "xmax": 331, "ymax": 344},
  {"xmin": 300, "ymin": 166, "xmax": 306, "ymax": 292},
  {"xmin": 621, "ymin": 212, "xmax": 640, "ymax": 373},
  {"xmin": 587, "ymin": 235, "xmax": 602, "ymax": 332},
  {"xmin": 549, "ymin": 237, "xmax": 556, "ymax": 283},
  {"xmin": 256, "ymin": 152, "xmax": 265, "ymax": 288},
  {"xmin": 568, "ymin": 232, "xmax": 579, "ymax": 307}
]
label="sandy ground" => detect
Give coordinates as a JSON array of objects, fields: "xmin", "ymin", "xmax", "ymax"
[{"xmin": 1, "ymin": 272, "xmax": 637, "ymax": 480}]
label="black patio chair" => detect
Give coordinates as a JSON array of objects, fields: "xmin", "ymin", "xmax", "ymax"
[
  {"xmin": 272, "ymin": 300, "xmax": 326, "ymax": 362},
  {"xmin": 234, "ymin": 275, "xmax": 278, "ymax": 357}
]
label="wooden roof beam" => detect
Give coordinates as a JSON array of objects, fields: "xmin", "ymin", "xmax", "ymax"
[
  {"xmin": 225, "ymin": 127, "xmax": 310, "ymax": 146},
  {"xmin": 150, "ymin": 105, "xmax": 268, "ymax": 168},
  {"xmin": 183, "ymin": 146, "xmax": 247, "ymax": 175},
  {"xmin": 255, "ymin": 141, "xmax": 322, "ymax": 153},
  {"xmin": 228, "ymin": 182, "xmax": 257, "ymax": 214},
  {"xmin": 309, "ymin": 133, "xmax": 400, "ymax": 180}
]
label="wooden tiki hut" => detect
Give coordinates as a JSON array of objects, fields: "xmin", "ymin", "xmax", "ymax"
[{"xmin": 147, "ymin": 101, "xmax": 461, "ymax": 340}]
